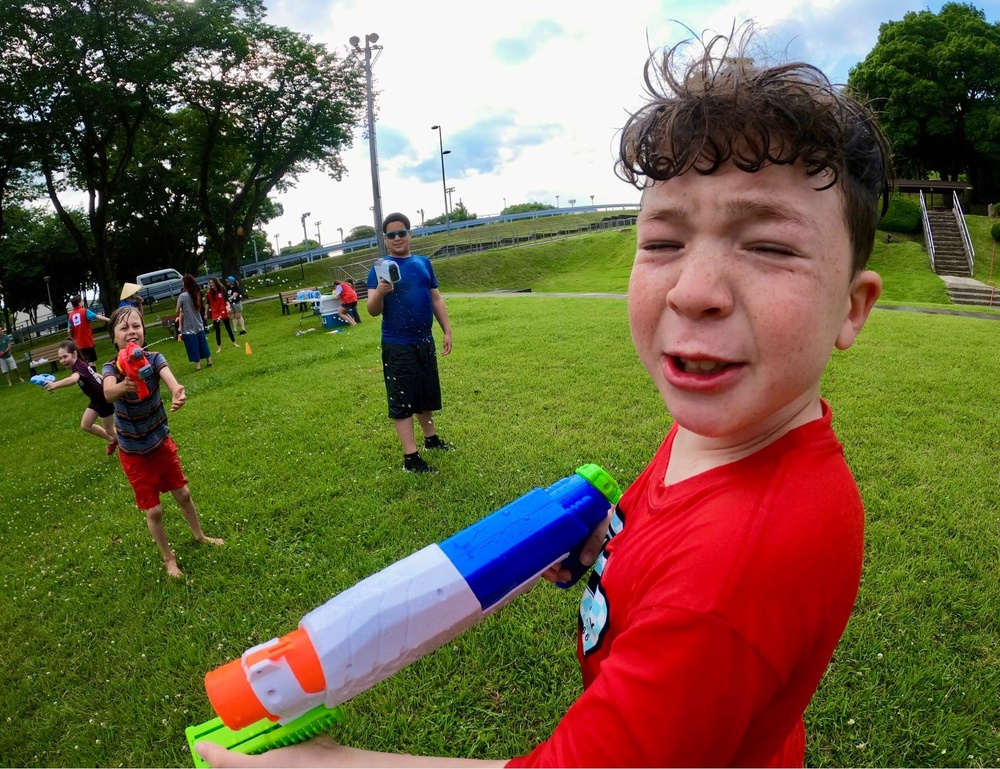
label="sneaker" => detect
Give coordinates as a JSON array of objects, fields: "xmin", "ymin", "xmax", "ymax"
[
  {"xmin": 403, "ymin": 454, "xmax": 437, "ymax": 474},
  {"xmin": 424, "ymin": 435, "xmax": 455, "ymax": 451},
  {"xmin": 239, "ymin": 330, "xmax": 246, "ymax": 335},
  {"xmin": 106, "ymin": 441, "xmax": 118, "ymax": 456}
]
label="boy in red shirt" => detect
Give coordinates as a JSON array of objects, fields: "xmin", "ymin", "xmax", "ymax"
[
  {"xmin": 67, "ymin": 294, "xmax": 110, "ymax": 365},
  {"xmin": 198, "ymin": 28, "xmax": 888, "ymax": 769}
]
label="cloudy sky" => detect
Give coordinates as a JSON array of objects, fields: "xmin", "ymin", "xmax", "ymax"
[{"xmin": 258, "ymin": 0, "xmax": 999, "ymax": 250}]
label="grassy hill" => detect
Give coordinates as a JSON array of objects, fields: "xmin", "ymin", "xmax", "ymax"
[{"xmin": 237, "ymin": 210, "xmax": 996, "ymax": 313}]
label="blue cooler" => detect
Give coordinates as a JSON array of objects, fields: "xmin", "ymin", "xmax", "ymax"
[{"xmin": 322, "ymin": 313, "xmax": 350, "ymax": 330}]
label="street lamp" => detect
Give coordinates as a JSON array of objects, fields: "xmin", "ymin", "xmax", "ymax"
[
  {"xmin": 569, "ymin": 199, "xmax": 576, "ymax": 208},
  {"xmin": 431, "ymin": 125, "xmax": 452, "ymax": 232},
  {"xmin": 299, "ymin": 212, "xmax": 310, "ymax": 279},
  {"xmin": 350, "ymin": 33, "xmax": 385, "ymax": 255},
  {"xmin": 275, "ymin": 233, "xmax": 281, "ymax": 255},
  {"xmin": 556, "ymin": 195, "xmax": 560, "ymax": 208},
  {"xmin": 338, "ymin": 227, "xmax": 344, "ymax": 242},
  {"xmin": 315, "ymin": 220, "xmax": 322, "ymax": 247},
  {"xmin": 43, "ymin": 275, "xmax": 53, "ymax": 317},
  {"xmin": 590, "ymin": 194, "xmax": 595, "ymax": 206}
]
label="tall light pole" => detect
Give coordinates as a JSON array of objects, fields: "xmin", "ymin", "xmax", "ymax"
[
  {"xmin": 275, "ymin": 233, "xmax": 281, "ymax": 255},
  {"xmin": 590, "ymin": 194, "xmax": 595, "ymax": 206},
  {"xmin": 299, "ymin": 212, "xmax": 310, "ymax": 278},
  {"xmin": 351, "ymin": 33, "xmax": 385, "ymax": 255},
  {"xmin": 337, "ymin": 227, "xmax": 344, "ymax": 242},
  {"xmin": 431, "ymin": 125, "xmax": 452, "ymax": 232},
  {"xmin": 556, "ymin": 195, "xmax": 560, "ymax": 208}
]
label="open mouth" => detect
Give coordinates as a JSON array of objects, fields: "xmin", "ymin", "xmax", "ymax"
[{"xmin": 673, "ymin": 357, "xmax": 733, "ymax": 375}]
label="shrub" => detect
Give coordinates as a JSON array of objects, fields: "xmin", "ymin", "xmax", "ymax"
[
  {"xmin": 991, "ymin": 221, "xmax": 1000, "ymax": 243},
  {"xmin": 878, "ymin": 196, "xmax": 922, "ymax": 234}
]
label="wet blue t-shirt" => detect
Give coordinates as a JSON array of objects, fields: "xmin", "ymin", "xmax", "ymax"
[{"xmin": 367, "ymin": 255, "xmax": 438, "ymax": 345}]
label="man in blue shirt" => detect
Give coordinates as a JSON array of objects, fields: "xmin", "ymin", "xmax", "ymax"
[{"xmin": 367, "ymin": 212, "xmax": 454, "ymax": 473}]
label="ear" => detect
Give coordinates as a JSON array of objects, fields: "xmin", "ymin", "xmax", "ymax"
[{"xmin": 835, "ymin": 269, "xmax": 882, "ymax": 350}]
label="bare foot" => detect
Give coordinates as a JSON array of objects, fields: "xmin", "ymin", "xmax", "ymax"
[
  {"xmin": 197, "ymin": 535, "xmax": 225, "ymax": 546},
  {"xmin": 215, "ymin": 347, "xmax": 222, "ymax": 353},
  {"xmin": 164, "ymin": 558, "xmax": 184, "ymax": 578}
]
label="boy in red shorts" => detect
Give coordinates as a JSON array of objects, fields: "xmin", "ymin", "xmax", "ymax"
[{"xmin": 102, "ymin": 304, "xmax": 223, "ymax": 578}]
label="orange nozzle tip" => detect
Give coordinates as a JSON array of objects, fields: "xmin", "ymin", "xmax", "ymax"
[{"xmin": 205, "ymin": 658, "xmax": 270, "ymax": 731}]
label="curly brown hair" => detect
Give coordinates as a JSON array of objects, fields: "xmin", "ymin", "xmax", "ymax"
[{"xmin": 616, "ymin": 25, "xmax": 893, "ymax": 273}]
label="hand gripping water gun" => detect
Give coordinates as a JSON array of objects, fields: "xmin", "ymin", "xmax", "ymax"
[
  {"xmin": 374, "ymin": 257, "xmax": 400, "ymax": 284},
  {"xmin": 115, "ymin": 342, "xmax": 153, "ymax": 398},
  {"xmin": 186, "ymin": 465, "xmax": 621, "ymax": 765}
]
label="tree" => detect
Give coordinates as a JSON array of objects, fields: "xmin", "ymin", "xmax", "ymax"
[
  {"xmin": 6, "ymin": 0, "xmax": 220, "ymax": 313},
  {"xmin": 848, "ymin": 3, "xmax": 1000, "ymax": 202},
  {"xmin": 348, "ymin": 225, "xmax": 376, "ymax": 241},
  {"xmin": 5, "ymin": 0, "xmax": 363, "ymax": 312},
  {"xmin": 502, "ymin": 201, "xmax": 555, "ymax": 215},
  {"xmin": 0, "ymin": 206, "xmax": 90, "ymax": 326},
  {"xmin": 177, "ymin": 18, "xmax": 366, "ymax": 279},
  {"xmin": 424, "ymin": 201, "xmax": 477, "ymax": 227}
]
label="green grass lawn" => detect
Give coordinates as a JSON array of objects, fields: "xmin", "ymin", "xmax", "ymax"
[{"xmin": 2, "ymin": 222, "xmax": 1000, "ymax": 767}]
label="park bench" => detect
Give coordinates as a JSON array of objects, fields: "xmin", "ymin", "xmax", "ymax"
[
  {"xmin": 28, "ymin": 340, "xmax": 66, "ymax": 374},
  {"xmin": 279, "ymin": 288, "xmax": 320, "ymax": 315},
  {"xmin": 279, "ymin": 284, "xmax": 369, "ymax": 315}
]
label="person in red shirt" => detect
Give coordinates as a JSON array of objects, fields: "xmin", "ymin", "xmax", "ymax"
[
  {"xmin": 67, "ymin": 294, "xmax": 109, "ymax": 365},
  {"xmin": 205, "ymin": 277, "xmax": 239, "ymax": 354},
  {"xmin": 334, "ymin": 279, "xmax": 360, "ymax": 325},
  {"xmin": 197, "ymin": 26, "xmax": 888, "ymax": 769}
]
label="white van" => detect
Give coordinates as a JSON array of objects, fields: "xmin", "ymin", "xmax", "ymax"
[{"xmin": 136, "ymin": 268, "xmax": 185, "ymax": 302}]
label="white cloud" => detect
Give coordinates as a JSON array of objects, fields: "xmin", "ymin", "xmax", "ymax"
[{"xmin": 257, "ymin": 0, "xmax": 997, "ymax": 245}]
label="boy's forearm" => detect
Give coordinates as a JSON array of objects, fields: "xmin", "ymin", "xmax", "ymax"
[
  {"xmin": 103, "ymin": 378, "xmax": 129, "ymax": 402},
  {"xmin": 432, "ymin": 295, "xmax": 451, "ymax": 334}
]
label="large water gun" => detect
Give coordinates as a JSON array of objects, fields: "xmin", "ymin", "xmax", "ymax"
[
  {"xmin": 186, "ymin": 464, "xmax": 621, "ymax": 764},
  {"xmin": 115, "ymin": 342, "xmax": 153, "ymax": 399}
]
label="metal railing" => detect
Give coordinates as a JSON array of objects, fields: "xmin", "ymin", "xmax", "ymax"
[
  {"xmin": 329, "ymin": 214, "xmax": 639, "ymax": 285},
  {"xmin": 919, "ymin": 191, "xmax": 935, "ymax": 271},
  {"xmin": 952, "ymin": 190, "xmax": 975, "ymax": 273},
  {"xmin": 244, "ymin": 204, "xmax": 639, "ymax": 277}
]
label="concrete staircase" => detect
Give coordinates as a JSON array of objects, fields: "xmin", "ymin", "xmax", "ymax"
[
  {"xmin": 926, "ymin": 209, "xmax": 972, "ymax": 277},
  {"xmin": 940, "ymin": 276, "xmax": 1000, "ymax": 308}
]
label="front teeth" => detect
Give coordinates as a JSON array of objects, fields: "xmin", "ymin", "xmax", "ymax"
[{"xmin": 679, "ymin": 358, "xmax": 727, "ymax": 374}]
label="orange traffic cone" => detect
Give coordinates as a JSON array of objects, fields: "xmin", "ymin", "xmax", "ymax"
[{"xmin": 244, "ymin": 341, "xmax": 252, "ymax": 355}]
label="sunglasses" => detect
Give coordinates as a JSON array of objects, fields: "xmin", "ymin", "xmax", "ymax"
[{"xmin": 384, "ymin": 229, "xmax": 410, "ymax": 239}]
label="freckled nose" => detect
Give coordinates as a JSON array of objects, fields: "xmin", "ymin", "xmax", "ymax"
[{"xmin": 666, "ymin": 251, "xmax": 733, "ymax": 318}]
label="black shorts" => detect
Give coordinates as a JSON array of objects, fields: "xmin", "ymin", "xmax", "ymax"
[
  {"xmin": 382, "ymin": 340, "xmax": 442, "ymax": 419},
  {"xmin": 80, "ymin": 346, "xmax": 98, "ymax": 363},
  {"xmin": 88, "ymin": 398, "xmax": 115, "ymax": 418}
]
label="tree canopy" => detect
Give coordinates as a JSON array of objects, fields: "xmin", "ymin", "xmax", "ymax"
[
  {"xmin": 848, "ymin": 2, "xmax": 1000, "ymax": 202},
  {"xmin": 424, "ymin": 201, "xmax": 477, "ymax": 227},
  {"xmin": 0, "ymin": 0, "xmax": 365, "ymax": 316}
]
